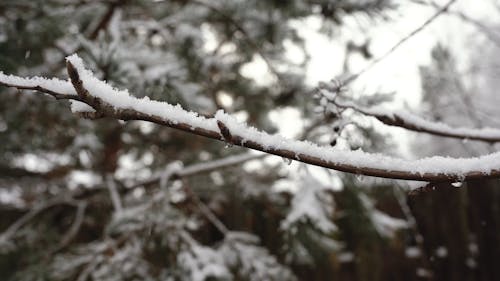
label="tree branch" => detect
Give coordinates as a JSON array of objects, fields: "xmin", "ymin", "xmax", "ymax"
[
  {"xmin": 0, "ymin": 197, "xmax": 80, "ymax": 244},
  {"xmin": 88, "ymin": 0, "xmax": 124, "ymax": 40},
  {"xmin": 0, "ymin": 75, "xmax": 82, "ymax": 102},
  {"xmin": 412, "ymin": 0, "xmax": 500, "ymax": 47},
  {"xmin": 3, "ymin": 55, "xmax": 500, "ymax": 183},
  {"xmin": 49, "ymin": 201, "xmax": 87, "ymax": 255},
  {"xmin": 129, "ymin": 152, "xmax": 265, "ymax": 189},
  {"xmin": 190, "ymin": 0, "xmax": 282, "ymax": 81},
  {"xmin": 330, "ymin": 98, "xmax": 500, "ymax": 143},
  {"xmin": 343, "ymin": 0, "xmax": 457, "ymax": 85}
]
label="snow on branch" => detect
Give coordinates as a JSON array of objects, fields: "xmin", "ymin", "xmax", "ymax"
[
  {"xmin": 0, "ymin": 71, "xmax": 79, "ymax": 101},
  {"xmin": 2, "ymin": 54, "xmax": 500, "ymax": 182},
  {"xmin": 321, "ymin": 89, "xmax": 500, "ymax": 143}
]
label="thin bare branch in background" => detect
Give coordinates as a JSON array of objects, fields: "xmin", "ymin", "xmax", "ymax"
[
  {"xmin": 343, "ymin": 0, "xmax": 458, "ymax": 85},
  {"xmin": 182, "ymin": 179, "xmax": 229, "ymax": 235},
  {"xmin": 50, "ymin": 201, "xmax": 87, "ymax": 255},
  {"xmin": 0, "ymin": 198, "xmax": 80, "ymax": 244},
  {"xmin": 130, "ymin": 153, "xmax": 265, "ymax": 189},
  {"xmin": 106, "ymin": 175, "xmax": 123, "ymax": 213},
  {"xmin": 412, "ymin": 0, "xmax": 500, "ymax": 46}
]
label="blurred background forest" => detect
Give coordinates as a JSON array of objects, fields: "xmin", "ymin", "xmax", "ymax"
[{"xmin": 0, "ymin": 0, "xmax": 499, "ymax": 280}]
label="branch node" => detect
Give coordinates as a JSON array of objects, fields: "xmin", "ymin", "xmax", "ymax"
[
  {"xmin": 217, "ymin": 120, "xmax": 233, "ymax": 145},
  {"xmin": 66, "ymin": 60, "xmax": 107, "ymax": 116}
]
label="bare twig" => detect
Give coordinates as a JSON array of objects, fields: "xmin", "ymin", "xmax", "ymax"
[
  {"xmin": 343, "ymin": 0, "xmax": 458, "ymax": 85},
  {"xmin": 394, "ymin": 185, "xmax": 434, "ymax": 276},
  {"xmin": 88, "ymin": 0, "xmax": 124, "ymax": 40},
  {"xmin": 182, "ymin": 180, "xmax": 229, "ymax": 235},
  {"xmin": 0, "ymin": 197, "xmax": 80, "ymax": 243},
  {"xmin": 45, "ymin": 0, "xmax": 125, "ymax": 74},
  {"xmin": 130, "ymin": 153, "xmax": 265, "ymax": 189},
  {"xmin": 50, "ymin": 201, "xmax": 88, "ymax": 254},
  {"xmin": 107, "ymin": 175, "xmax": 123, "ymax": 213},
  {"xmin": 0, "ymin": 80, "xmax": 83, "ymax": 102},
  {"xmin": 190, "ymin": 0, "xmax": 282, "ymax": 81},
  {"xmin": 412, "ymin": 0, "xmax": 500, "ymax": 46}
]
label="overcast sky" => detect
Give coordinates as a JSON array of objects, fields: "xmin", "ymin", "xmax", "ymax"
[{"xmin": 303, "ymin": 0, "xmax": 499, "ymax": 106}]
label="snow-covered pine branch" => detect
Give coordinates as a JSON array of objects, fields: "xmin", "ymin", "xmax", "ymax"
[{"xmin": 2, "ymin": 54, "xmax": 500, "ymax": 182}]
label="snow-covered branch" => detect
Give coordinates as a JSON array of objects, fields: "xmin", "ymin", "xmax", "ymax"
[
  {"xmin": 333, "ymin": 99, "xmax": 500, "ymax": 143},
  {"xmin": 0, "ymin": 72, "xmax": 81, "ymax": 101},
  {"xmin": 2, "ymin": 54, "xmax": 500, "ymax": 182}
]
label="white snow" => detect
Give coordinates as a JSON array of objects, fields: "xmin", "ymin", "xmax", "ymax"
[
  {"xmin": 178, "ymin": 242, "xmax": 231, "ymax": 281},
  {"xmin": 215, "ymin": 107, "xmax": 500, "ymax": 176},
  {"xmin": 435, "ymin": 246, "xmax": 448, "ymax": 258},
  {"xmin": 405, "ymin": 246, "xmax": 421, "ymax": 258},
  {"xmin": 0, "ymin": 187, "xmax": 24, "ymax": 208},
  {"xmin": 281, "ymin": 176, "xmax": 337, "ymax": 233},
  {"xmin": 394, "ymin": 109, "xmax": 500, "ymax": 139},
  {"xmin": 70, "ymin": 101, "xmax": 95, "ymax": 113},
  {"xmin": 0, "ymin": 71, "xmax": 76, "ymax": 95},
  {"xmin": 360, "ymin": 194, "xmax": 407, "ymax": 238}
]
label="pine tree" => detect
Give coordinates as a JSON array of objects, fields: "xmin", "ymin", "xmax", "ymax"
[{"xmin": 0, "ymin": 1, "xmax": 403, "ymax": 280}]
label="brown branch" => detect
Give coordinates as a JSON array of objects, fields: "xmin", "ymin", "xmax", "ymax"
[
  {"xmin": 49, "ymin": 201, "xmax": 87, "ymax": 255},
  {"xmin": 0, "ymin": 80, "xmax": 83, "ymax": 102},
  {"xmin": 332, "ymin": 99, "xmax": 500, "ymax": 143},
  {"xmin": 128, "ymin": 119, "xmax": 323, "ymax": 190},
  {"xmin": 0, "ymin": 197, "xmax": 80, "ymax": 243},
  {"xmin": 129, "ymin": 153, "xmax": 265, "ymax": 189},
  {"xmin": 217, "ymin": 120, "xmax": 233, "ymax": 144},
  {"xmin": 88, "ymin": 0, "xmax": 124, "ymax": 40},
  {"xmin": 63, "ymin": 60, "xmax": 500, "ymax": 182},
  {"xmin": 182, "ymin": 179, "xmax": 229, "ymax": 235},
  {"xmin": 3, "ymin": 59, "xmax": 500, "ymax": 183}
]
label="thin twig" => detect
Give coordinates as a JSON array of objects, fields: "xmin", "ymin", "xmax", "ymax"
[
  {"xmin": 412, "ymin": 0, "xmax": 500, "ymax": 46},
  {"xmin": 182, "ymin": 179, "xmax": 229, "ymax": 235},
  {"xmin": 393, "ymin": 185, "xmax": 434, "ymax": 277},
  {"xmin": 107, "ymin": 175, "xmax": 123, "ymax": 213},
  {"xmin": 88, "ymin": 0, "xmax": 124, "ymax": 40},
  {"xmin": 50, "ymin": 201, "xmax": 88, "ymax": 254},
  {"xmin": 130, "ymin": 153, "xmax": 264, "ymax": 189},
  {"xmin": 343, "ymin": 0, "xmax": 458, "ymax": 85},
  {"xmin": 0, "ymin": 197, "xmax": 79, "ymax": 243},
  {"xmin": 190, "ymin": 0, "xmax": 282, "ymax": 81},
  {"xmin": 0, "ymin": 80, "xmax": 82, "ymax": 102}
]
